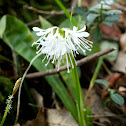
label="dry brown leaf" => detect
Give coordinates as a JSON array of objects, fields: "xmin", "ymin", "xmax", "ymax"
[
  {"xmin": 22, "ymin": 108, "xmax": 46, "ymax": 126},
  {"xmin": 115, "ymin": 2, "xmax": 126, "ymax": 28},
  {"xmin": 46, "ymin": 109, "xmax": 78, "ymax": 126},
  {"xmin": 84, "ymin": 89, "xmax": 110, "ymax": 124},
  {"xmin": 100, "ymin": 24, "xmax": 121, "ymax": 40},
  {"xmin": 120, "ymin": 33, "xmax": 126, "ymax": 52},
  {"xmin": 14, "ymin": 123, "xmax": 20, "ymax": 126},
  {"xmin": 113, "ymin": 51, "xmax": 126, "ymax": 74},
  {"xmin": 22, "ymin": 108, "xmax": 78, "ymax": 126}
]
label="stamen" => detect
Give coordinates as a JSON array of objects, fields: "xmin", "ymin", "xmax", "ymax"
[
  {"xmin": 68, "ymin": 53, "xmax": 74, "ymax": 69},
  {"xmin": 45, "ymin": 57, "xmax": 51, "ymax": 66},
  {"xmin": 65, "ymin": 53, "xmax": 70, "ymax": 73},
  {"xmin": 42, "ymin": 55, "xmax": 47, "ymax": 63}
]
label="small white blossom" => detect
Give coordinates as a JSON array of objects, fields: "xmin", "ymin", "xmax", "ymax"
[
  {"xmin": 99, "ymin": 0, "xmax": 114, "ymax": 5},
  {"xmin": 32, "ymin": 26, "xmax": 93, "ymax": 72},
  {"xmin": 5, "ymin": 95, "xmax": 13, "ymax": 113}
]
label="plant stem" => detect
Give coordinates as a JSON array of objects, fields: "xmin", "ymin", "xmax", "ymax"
[
  {"xmin": 15, "ymin": 52, "xmax": 43, "ymax": 124},
  {"xmin": 55, "ymin": 0, "xmax": 77, "ymax": 26},
  {"xmin": 70, "ymin": 54, "xmax": 87, "ymax": 126},
  {"xmin": 0, "ymin": 95, "xmax": 13, "ymax": 126},
  {"xmin": 100, "ymin": 3, "xmax": 103, "ymax": 23},
  {"xmin": 87, "ymin": 56, "xmax": 104, "ymax": 94},
  {"xmin": 78, "ymin": 0, "xmax": 82, "ymax": 7}
]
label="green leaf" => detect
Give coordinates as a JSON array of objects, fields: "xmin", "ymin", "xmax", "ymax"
[
  {"xmin": 92, "ymin": 25, "xmax": 101, "ymax": 42},
  {"xmin": 39, "ymin": 15, "xmax": 53, "ymax": 29},
  {"xmin": 0, "ymin": 55, "xmax": 13, "ymax": 63},
  {"xmin": 110, "ymin": 93, "xmax": 125, "ymax": 106},
  {"xmin": 0, "ymin": 15, "xmax": 77, "ymax": 121},
  {"xmin": 102, "ymin": 21, "xmax": 113, "ymax": 27},
  {"xmin": 104, "ymin": 15, "xmax": 120, "ymax": 22},
  {"xmin": 86, "ymin": 107, "xmax": 93, "ymax": 126},
  {"xmin": 103, "ymin": 10, "xmax": 122, "ymax": 15},
  {"xmin": 60, "ymin": 66, "xmax": 81, "ymax": 99},
  {"xmin": 89, "ymin": 4, "xmax": 111, "ymax": 12},
  {"xmin": 95, "ymin": 79, "xmax": 108, "ymax": 87},
  {"xmin": 85, "ymin": 43, "xmax": 100, "ymax": 56},
  {"xmin": 87, "ymin": 13, "xmax": 100, "ymax": 26},
  {"xmin": 74, "ymin": 7, "xmax": 85, "ymax": 15},
  {"xmin": 100, "ymin": 41, "xmax": 118, "ymax": 62},
  {"xmin": 109, "ymin": 88, "xmax": 116, "ymax": 94},
  {"xmin": 70, "ymin": 54, "xmax": 86, "ymax": 125},
  {"xmin": 0, "ymin": 16, "xmax": 6, "ymax": 38}
]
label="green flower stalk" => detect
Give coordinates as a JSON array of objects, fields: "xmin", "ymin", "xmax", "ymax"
[
  {"xmin": 32, "ymin": 26, "xmax": 93, "ymax": 125},
  {"xmin": 0, "ymin": 78, "xmax": 21, "ymax": 126}
]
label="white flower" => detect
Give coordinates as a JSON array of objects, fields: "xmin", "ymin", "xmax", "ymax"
[
  {"xmin": 32, "ymin": 26, "xmax": 93, "ymax": 72},
  {"xmin": 99, "ymin": 0, "xmax": 114, "ymax": 5}
]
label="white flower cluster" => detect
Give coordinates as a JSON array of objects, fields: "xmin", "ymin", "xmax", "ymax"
[
  {"xmin": 5, "ymin": 95, "xmax": 14, "ymax": 113},
  {"xmin": 33, "ymin": 26, "xmax": 93, "ymax": 72}
]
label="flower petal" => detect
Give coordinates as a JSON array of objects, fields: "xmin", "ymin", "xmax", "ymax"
[
  {"xmin": 75, "ymin": 32, "xmax": 90, "ymax": 37},
  {"xmin": 33, "ymin": 27, "xmax": 43, "ymax": 31},
  {"xmin": 77, "ymin": 25, "xmax": 86, "ymax": 32}
]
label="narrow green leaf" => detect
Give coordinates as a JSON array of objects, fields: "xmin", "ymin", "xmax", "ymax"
[
  {"xmin": 70, "ymin": 54, "xmax": 86, "ymax": 126},
  {"xmin": 110, "ymin": 93, "xmax": 125, "ymax": 106},
  {"xmin": 86, "ymin": 107, "xmax": 93, "ymax": 126},
  {"xmin": 89, "ymin": 56, "xmax": 104, "ymax": 89},
  {"xmin": 39, "ymin": 15, "xmax": 53, "ymax": 29},
  {"xmin": 0, "ymin": 55, "xmax": 13, "ymax": 63},
  {"xmin": 95, "ymin": 79, "xmax": 108, "ymax": 87}
]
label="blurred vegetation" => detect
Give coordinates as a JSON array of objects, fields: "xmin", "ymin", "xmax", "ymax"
[{"xmin": 0, "ymin": 0, "xmax": 70, "ymax": 25}]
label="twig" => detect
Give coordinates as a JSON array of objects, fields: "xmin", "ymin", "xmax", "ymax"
[
  {"xmin": 23, "ymin": 5, "xmax": 71, "ymax": 15},
  {"xmin": 26, "ymin": 47, "xmax": 116, "ymax": 79},
  {"xmin": 26, "ymin": 19, "xmax": 39, "ymax": 26}
]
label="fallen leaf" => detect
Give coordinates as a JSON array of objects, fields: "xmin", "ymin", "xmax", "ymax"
[
  {"xmin": 115, "ymin": 2, "xmax": 126, "ymax": 28},
  {"xmin": 120, "ymin": 33, "xmax": 126, "ymax": 52},
  {"xmin": 14, "ymin": 123, "xmax": 20, "ymax": 126},
  {"xmin": 100, "ymin": 24, "xmax": 121, "ymax": 39},
  {"xmin": 22, "ymin": 108, "xmax": 78, "ymax": 126},
  {"xmin": 119, "ymin": 86, "xmax": 126, "ymax": 92},
  {"xmin": 113, "ymin": 51, "xmax": 126, "ymax": 74},
  {"xmin": 84, "ymin": 89, "xmax": 111, "ymax": 124},
  {"xmin": 46, "ymin": 109, "xmax": 78, "ymax": 126},
  {"xmin": 22, "ymin": 108, "xmax": 46, "ymax": 126}
]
